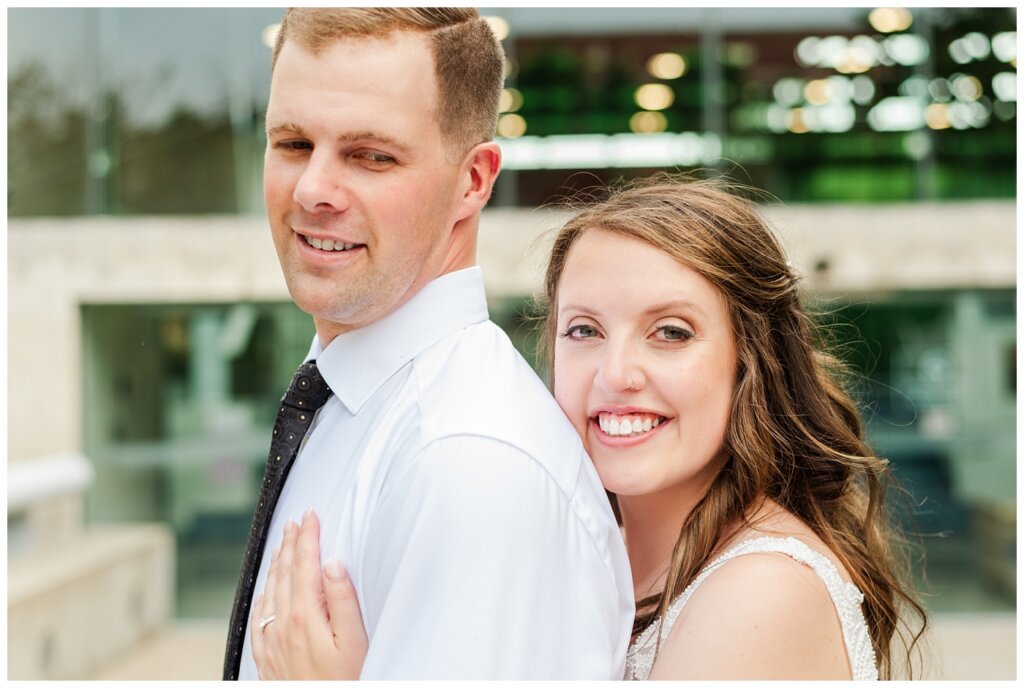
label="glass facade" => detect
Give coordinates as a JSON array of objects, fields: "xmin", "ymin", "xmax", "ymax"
[
  {"xmin": 497, "ymin": 7, "xmax": 1015, "ymax": 204},
  {"xmin": 9, "ymin": 8, "xmax": 1016, "ymax": 216},
  {"xmin": 79, "ymin": 301, "xmax": 314, "ymax": 618},
  {"xmin": 821, "ymin": 290, "xmax": 1016, "ymax": 610}
]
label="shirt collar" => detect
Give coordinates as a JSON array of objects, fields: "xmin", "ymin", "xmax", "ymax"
[{"xmin": 303, "ymin": 266, "xmax": 489, "ymax": 414}]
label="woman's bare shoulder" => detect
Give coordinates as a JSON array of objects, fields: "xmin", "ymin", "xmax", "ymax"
[
  {"xmin": 722, "ymin": 499, "xmax": 853, "ymax": 581},
  {"xmin": 648, "ymin": 505, "xmax": 853, "ymax": 679}
]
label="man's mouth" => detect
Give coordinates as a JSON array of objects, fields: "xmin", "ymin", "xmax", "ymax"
[
  {"xmin": 595, "ymin": 412, "xmax": 667, "ymax": 438},
  {"xmin": 303, "ymin": 235, "xmax": 364, "ymax": 252}
]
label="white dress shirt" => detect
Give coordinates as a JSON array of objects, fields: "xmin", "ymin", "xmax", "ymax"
[{"xmin": 239, "ymin": 266, "xmax": 634, "ymax": 679}]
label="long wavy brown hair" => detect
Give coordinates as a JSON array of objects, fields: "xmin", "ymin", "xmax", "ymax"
[{"xmin": 540, "ymin": 174, "xmax": 927, "ymax": 679}]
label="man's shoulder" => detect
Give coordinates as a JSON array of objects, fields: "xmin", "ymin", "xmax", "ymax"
[{"xmin": 410, "ymin": 320, "xmax": 585, "ymax": 488}]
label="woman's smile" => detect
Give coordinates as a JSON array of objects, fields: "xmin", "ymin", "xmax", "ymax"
[{"xmin": 590, "ymin": 408, "xmax": 672, "ymax": 446}]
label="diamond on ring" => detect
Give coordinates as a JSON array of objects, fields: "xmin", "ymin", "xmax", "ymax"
[{"xmin": 257, "ymin": 614, "xmax": 277, "ymax": 631}]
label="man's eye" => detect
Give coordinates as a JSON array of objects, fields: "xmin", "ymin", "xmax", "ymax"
[
  {"xmin": 276, "ymin": 140, "xmax": 312, "ymax": 151},
  {"xmin": 355, "ymin": 151, "xmax": 396, "ymax": 165}
]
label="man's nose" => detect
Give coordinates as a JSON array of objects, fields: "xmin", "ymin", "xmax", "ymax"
[{"xmin": 293, "ymin": 151, "xmax": 351, "ymax": 213}]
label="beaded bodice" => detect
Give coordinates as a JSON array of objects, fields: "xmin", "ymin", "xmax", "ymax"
[{"xmin": 624, "ymin": 536, "xmax": 878, "ymax": 681}]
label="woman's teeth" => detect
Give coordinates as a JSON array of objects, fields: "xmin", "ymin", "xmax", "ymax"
[
  {"xmin": 597, "ymin": 413, "xmax": 663, "ymax": 437},
  {"xmin": 305, "ymin": 236, "xmax": 360, "ymax": 251}
]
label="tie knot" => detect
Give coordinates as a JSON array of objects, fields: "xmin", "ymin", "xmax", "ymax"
[{"xmin": 282, "ymin": 361, "xmax": 332, "ymax": 411}]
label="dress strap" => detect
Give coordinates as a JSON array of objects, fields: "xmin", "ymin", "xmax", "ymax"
[{"xmin": 625, "ymin": 536, "xmax": 878, "ymax": 680}]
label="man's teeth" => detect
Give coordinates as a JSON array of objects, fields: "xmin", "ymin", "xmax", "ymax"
[
  {"xmin": 598, "ymin": 413, "xmax": 662, "ymax": 437},
  {"xmin": 305, "ymin": 236, "xmax": 360, "ymax": 251}
]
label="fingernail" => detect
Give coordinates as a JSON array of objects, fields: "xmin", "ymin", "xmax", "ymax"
[
  {"xmin": 302, "ymin": 508, "xmax": 314, "ymax": 523},
  {"xmin": 324, "ymin": 558, "xmax": 346, "ymax": 581},
  {"xmin": 286, "ymin": 519, "xmax": 297, "ymax": 533}
]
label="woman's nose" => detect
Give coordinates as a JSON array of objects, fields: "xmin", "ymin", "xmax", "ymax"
[{"xmin": 594, "ymin": 341, "xmax": 646, "ymax": 393}]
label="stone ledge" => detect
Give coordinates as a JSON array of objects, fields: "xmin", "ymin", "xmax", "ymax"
[
  {"xmin": 9, "ymin": 524, "xmax": 171, "ymax": 602},
  {"xmin": 8, "ymin": 524, "xmax": 175, "ymax": 680}
]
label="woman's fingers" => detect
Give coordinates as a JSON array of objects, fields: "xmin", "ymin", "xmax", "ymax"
[
  {"xmin": 274, "ymin": 518, "xmax": 299, "ymax": 632},
  {"xmin": 323, "ymin": 559, "xmax": 369, "ymax": 666},
  {"xmin": 250, "ymin": 512, "xmax": 366, "ymax": 680},
  {"xmin": 249, "ymin": 593, "xmax": 268, "ymax": 675},
  {"xmin": 262, "ymin": 544, "xmax": 281, "ymax": 612},
  {"xmin": 293, "ymin": 510, "xmax": 330, "ymax": 630}
]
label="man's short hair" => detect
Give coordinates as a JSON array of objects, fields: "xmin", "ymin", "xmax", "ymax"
[{"xmin": 273, "ymin": 8, "xmax": 505, "ymax": 157}]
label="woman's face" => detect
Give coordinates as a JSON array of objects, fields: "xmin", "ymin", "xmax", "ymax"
[{"xmin": 553, "ymin": 228, "xmax": 738, "ymax": 500}]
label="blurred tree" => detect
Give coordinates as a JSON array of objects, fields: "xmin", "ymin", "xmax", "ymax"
[
  {"xmin": 8, "ymin": 63, "xmax": 91, "ymax": 215},
  {"xmin": 8, "ymin": 61, "xmax": 249, "ymax": 216}
]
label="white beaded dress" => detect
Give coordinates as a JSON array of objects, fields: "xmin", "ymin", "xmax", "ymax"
[{"xmin": 624, "ymin": 536, "xmax": 878, "ymax": 680}]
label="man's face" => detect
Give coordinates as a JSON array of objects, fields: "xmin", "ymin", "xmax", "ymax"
[{"xmin": 265, "ymin": 32, "xmax": 467, "ymax": 343}]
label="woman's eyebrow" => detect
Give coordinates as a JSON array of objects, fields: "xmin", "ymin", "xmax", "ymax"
[
  {"xmin": 643, "ymin": 299, "xmax": 707, "ymax": 319},
  {"xmin": 558, "ymin": 303, "xmax": 601, "ymax": 317}
]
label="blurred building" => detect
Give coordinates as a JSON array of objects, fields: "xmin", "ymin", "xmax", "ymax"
[{"xmin": 7, "ymin": 7, "xmax": 1016, "ymax": 680}]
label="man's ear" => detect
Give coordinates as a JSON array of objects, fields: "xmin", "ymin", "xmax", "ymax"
[{"xmin": 454, "ymin": 141, "xmax": 501, "ymax": 222}]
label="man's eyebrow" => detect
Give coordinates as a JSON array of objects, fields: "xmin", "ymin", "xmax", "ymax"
[
  {"xmin": 266, "ymin": 122, "xmax": 306, "ymax": 137},
  {"xmin": 337, "ymin": 131, "xmax": 413, "ymax": 154},
  {"xmin": 266, "ymin": 123, "xmax": 412, "ymax": 154}
]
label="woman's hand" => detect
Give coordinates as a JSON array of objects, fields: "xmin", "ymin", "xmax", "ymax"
[{"xmin": 250, "ymin": 510, "xmax": 369, "ymax": 679}]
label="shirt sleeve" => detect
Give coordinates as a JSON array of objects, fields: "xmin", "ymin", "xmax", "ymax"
[{"xmin": 356, "ymin": 434, "xmax": 627, "ymax": 679}]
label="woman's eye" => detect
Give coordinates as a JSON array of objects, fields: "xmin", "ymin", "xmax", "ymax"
[
  {"xmin": 562, "ymin": 324, "xmax": 599, "ymax": 339},
  {"xmin": 655, "ymin": 325, "xmax": 693, "ymax": 341}
]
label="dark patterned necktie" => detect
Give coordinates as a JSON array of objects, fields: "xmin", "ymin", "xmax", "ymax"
[{"xmin": 223, "ymin": 361, "xmax": 333, "ymax": 680}]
